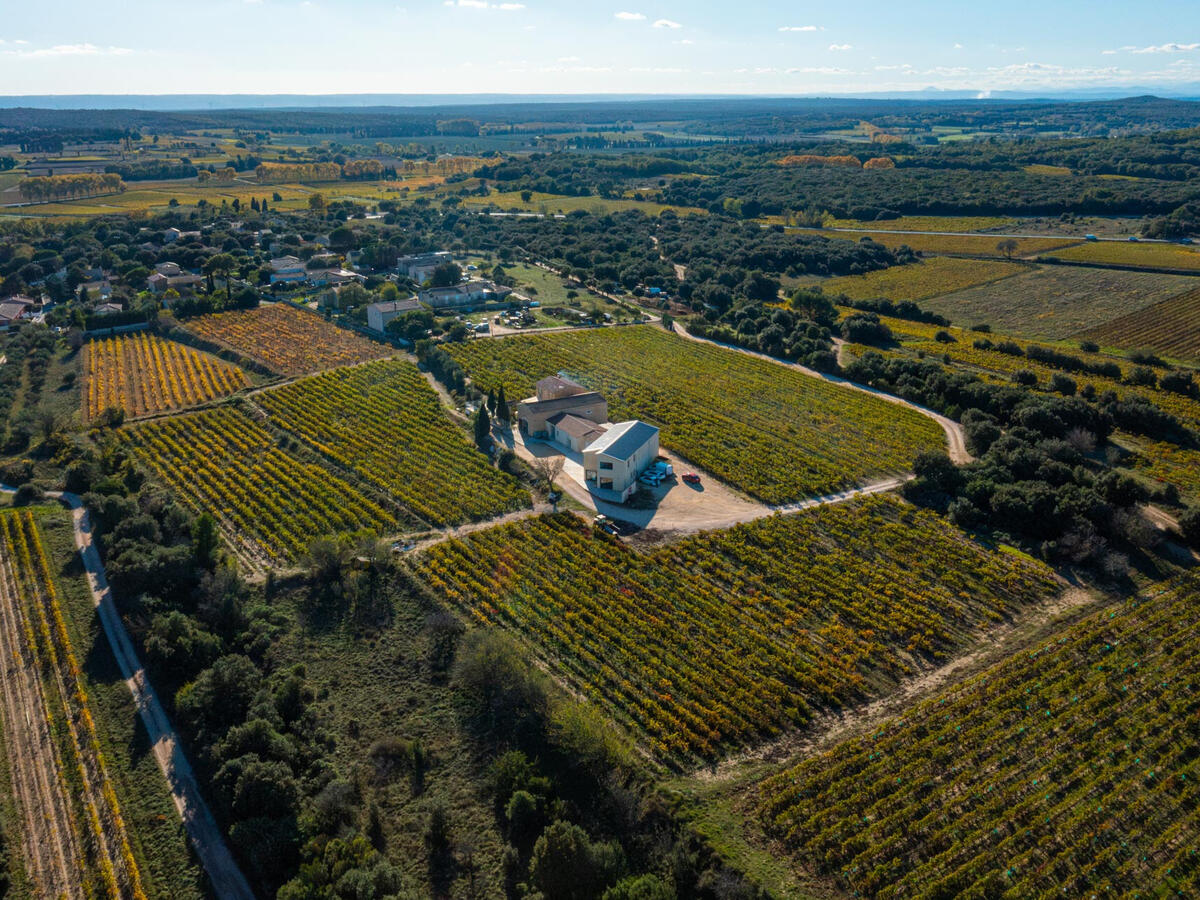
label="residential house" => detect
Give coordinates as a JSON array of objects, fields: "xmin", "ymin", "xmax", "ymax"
[
  {"xmin": 147, "ymin": 263, "xmax": 204, "ymax": 293},
  {"xmin": 0, "ymin": 300, "xmax": 30, "ymax": 331},
  {"xmin": 397, "ymin": 251, "xmax": 453, "ymax": 283},
  {"xmin": 582, "ymin": 420, "xmax": 660, "ymax": 501},
  {"xmin": 269, "ymin": 256, "xmax": 307, "ymax": 284},
  {"xmin": 517, "ymin": 375, "xmax": 607, "ymax": 438},
  {"xmin": 366, "ymin": 298, "xmax": 424, "ymax": 333},
  {"xmin": 417, "ymin": 280, "xmax": 512, "ymax": 310}
]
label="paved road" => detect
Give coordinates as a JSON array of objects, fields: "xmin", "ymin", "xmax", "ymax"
[
  {"xmin": 674, "ymin": 324, "xmax": 973, "ymax": 464},
  {"xmin": 54, "ymin": 492, "xmax": 256, "ymax": 900}
]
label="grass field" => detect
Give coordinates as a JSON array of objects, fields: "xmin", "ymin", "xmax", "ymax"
[
  {"xmin": 917, "ymin": 265, "xmax": 1200, "ymax": 339},
  {"xmin": 1079, "ymin": 286, "xmax": 1200, "ymax": 362},
  {"xmin": 464, "ymin": 190, "xmax": 705, "ymax": 217},
  {"xmin": 448, "ymin": 327, "xmax": 946, "ymax": 504},
  {"xmin": 255, "ymin": 359, "xmax": 530, "ymax": 527},
  {"xmin": 816, "ymin": 229, "xmax": 1082, "ymax": 259},
  {"xmin": 122, "ymin": 406, "xmax": 397, "ymax": 567},
  {"xmin": 414, "ymin": 497, "xmax": 1059, "ymax": 759},
  {"xmin": 824, "ymin": 215, "xmax": 1015, "ymax": 232},
  {"xmin": 1045, "ymin": 240, "xmax": 1200, "ymax": 271},
  {"xmin": 818, "ymin": 257, "xmax": 1026, "ymax": 304},
  {"xmin": 183, "ymin": 303, "xmax": 394, "ymax": 375},
  {"xmin": 83, "ymin": 332, "xmax": 249, "ymax": 422},
  {"xmin": 1023, "ymin": 163, "xmax": 1073, "ymax": 176},
  {"xmin": 756, "ymin": 575, "xmax": 1200, "ymax": 898}
]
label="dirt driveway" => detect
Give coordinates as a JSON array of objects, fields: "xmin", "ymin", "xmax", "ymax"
[{"xmin": 502, "ymin": 427, "xmax": 769, "ymax": 532}]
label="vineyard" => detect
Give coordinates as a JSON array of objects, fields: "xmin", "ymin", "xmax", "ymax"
[
  {"xmin": 182, "ymin": 304, "xmax": 394, "ymax": 375},
  {"xmin": 823, "ymin": 215, "xmax": 1015, "ymax": 232},
  {"xmin": 1079, "ymin": 286, "xmax": 1200, "ymax": 362},
  {"xmin": 121, "ymin": 406, "xmax": 396, "ymax": 566},
  {"xmin": 255, "ymin": 359, "xmax": 530, "ymax": 526},
  {"xmin": 413, "ymin": 496, "xmax": 1060, "ymax": 759},
  {"xmin": 447, "ymin": 328, "xmax": 945, "ymax": 504},
  {"xmin": 1047, "ymin": 239, "xmax": 1200, "ymax": 271},
  {"xmin": 917, "ymin": 265, "xmax": 1199, "ymax": 339},
  {"xmin": 818, "ymin": 257, "xmax": 1025, "ymax": 303},
  {"xmin": 757, "ymin": 575, "xmax": 1200, "ymax": 898},
  {"xmin": 83, "ymin": 333, "xmax": 249, "ymax": 422},
  {"xmin": 0, "ymin": 509, "xmax": 146, "ymax": 899}
]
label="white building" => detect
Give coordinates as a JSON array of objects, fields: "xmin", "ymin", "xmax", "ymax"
[
  {"xmin": 269, "ymin": 256, "xmax": 307, "ymax": 284},
  {"xmin": 418, "ymin": 280, "xmax": 512, "ymax": 310},
  {"xmin": 397, "ymin": 251, "xmax": 453, "ymax": 283},
  {"xmin": 582, "ymin": 421, "xmax": 660, "ymax": 501},
  {"xmin": 366, "ymin": 298, "xmax": 424, "ymax": 333}
]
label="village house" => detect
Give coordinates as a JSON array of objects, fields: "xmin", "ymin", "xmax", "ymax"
[
  {"xmin": 397, "ymin": 251, "xmax": 453, "ymax": 283},
  {"xmin": 418, "ymin": 279, "xmax": 512, "ymax": 311},
  {"xmin": 269, "ymin": 256, "xmax": 307, "ymax": 284},
  {"xmin": 147, "ymin": 263, "xmax": 204, "ymax": 293},
  {"xmin": 366, "ymin": 298, "xmax": 425, "ymax": 333}
]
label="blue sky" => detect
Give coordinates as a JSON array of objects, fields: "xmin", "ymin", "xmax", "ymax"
[{"xmin": 2, "ymin": 1, "xmax": 1199, "ymax": 95}]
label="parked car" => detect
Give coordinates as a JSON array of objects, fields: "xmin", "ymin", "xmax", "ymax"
[{"xmin": 682, "ymin": 472, "xmax": 701, "ymax": 485}]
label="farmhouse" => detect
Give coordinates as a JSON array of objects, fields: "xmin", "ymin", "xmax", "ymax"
[
  {"xmin": 583, "ymin": 420, "xmax": 660, "ymax": 501},
  {"xmin": 397, "ymin": 251, "xmax": 452, "ymax": 283},
  {"xmin": 418, "ymin": 279, "xmax": 512, "ymax": 310},
  {"xmin": 517, "ymin": 375, "xmax": 607, "ymax": 438},
  {"xmin": 366, "ymin": 298, "xmax": 424, "ymax": 333}
]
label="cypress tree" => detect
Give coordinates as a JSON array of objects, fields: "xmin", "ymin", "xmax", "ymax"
[{"xmin": 474, "ymin": 407, "xmax": 492, "ymax": 451}]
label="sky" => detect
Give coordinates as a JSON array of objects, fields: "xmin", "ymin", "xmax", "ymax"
[{"xmin": 2, "ymin": 1, "xmax": 1200, "ymax": 97}]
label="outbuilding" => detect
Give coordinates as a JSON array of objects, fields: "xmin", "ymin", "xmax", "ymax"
[{"xmin": 582, "ymin": 420, "xmax": 660, "ymax": 501}]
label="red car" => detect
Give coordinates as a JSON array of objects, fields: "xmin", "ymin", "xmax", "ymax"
[{"xmin": 682, "ymin": 472, "xmax": 701, "ymax": 485}]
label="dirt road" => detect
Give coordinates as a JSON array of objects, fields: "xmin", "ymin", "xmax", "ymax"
[
  {"xmin": 0, "ymin": 537, "xmax": 85, "ymax": 899},
  {"xmin": 56, "ymin": 492, "xmax": 256, "ymax": 900},
  {"xmin": 675, "ymin": 324, "xmax": 973, "ymax": 464}
]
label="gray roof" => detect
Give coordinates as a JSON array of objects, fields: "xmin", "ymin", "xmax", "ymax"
[
  {"xmin": 584, "ymin": 420, "xmax": 658, "ymax": 460},
  {"xmin": 369, "ymin": 299, "xmax": 423, "ymax": 314},
  {"xmin": 547, "ymin": 412, "xmax": 605, "ymax": 441},
  {"xmin": 519, "ymin": 391, "xmax": 606, "ymax": 416}
]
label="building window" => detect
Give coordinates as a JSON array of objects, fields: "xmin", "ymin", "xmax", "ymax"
[{"xmin": 599, "ymin": 461, "xmax": 613, "ymax": 470}]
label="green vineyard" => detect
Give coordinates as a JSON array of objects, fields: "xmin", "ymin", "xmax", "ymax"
[
  {"xmin": 413, "ymin": 496, "xmax": 1059, "ymax": 759},
  {"xmin": 255, "ymin": 359, "xmax": 530, "ymax": 526},
  {"xmin": 1080, "ymin": 286, "xmax": 1200, "ymax": 362},
  {"xmin": 448, "ymin": 327, "xmax": 945, "ymax": 504},
  {"xmin": 122, "ymin": 406, "xmax": 397, "ymax": 565},
  {"xmin": 757, "ymin": 576, "xmax": 1200, "ymax": 898}
]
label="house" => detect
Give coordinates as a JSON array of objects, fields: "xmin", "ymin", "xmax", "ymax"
[
  {"xmin": 93, "ymin": 302, "xmax": 124, "ymax": 316},
  {"xmin": 517, "ymin": 375, "xmax": 607, "ymax": 438},
  {"xmin": 311, "ymin": 268, "xmax": 364, "ymax": 287},
  {"xmin": 546, "ymin": 413, "xmax": 606, "ymax": 452},
  {"xmin": 367, "ymin": 298, "xmax": 424, "ymax": 333},
  {"xmin": 79, "ymin": 279, "xmax": 112, "ymax": 300},
  {"xmin": 0, "ymin": 301, "xmax": 29, "ymax": 331},
  {"xmin": 147, "ymin": 269, "xmax": 204, "ymax": 293},
  {"xmin": 582, "ymin": 420, "xmax": 660, "ymax": 501},
  {"xmin": 162, "ymin": 227, "xmax": 183, "ymax": 243},
  {"xmin": 397, "ymin": 251, "xmax": 453, "ymax": 283},
  {"xmin": 418, "ymin": 280, "xmax": 512, "ymax": 310},
  {"xmin": 269, "ymin": 256, "xmax": 307, "ymax": 284}
]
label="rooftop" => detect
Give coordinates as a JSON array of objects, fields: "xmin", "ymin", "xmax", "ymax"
[
  {"xmin": 547, "ymin": 412, "xmax": 606, "ymax": 442},
  {"xmin": 368, "ymin": 298, "xmax": 423, "ymax": 314},
  {"xmin": 584, "ymin": 420, "xmax": 659, "ymax": 460}
]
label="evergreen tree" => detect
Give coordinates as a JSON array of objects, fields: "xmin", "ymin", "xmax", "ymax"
[
  {"xmin": 487, "ymin": 388, "xmax": 497, "ymax": 415},
  {"xmin": 474, "ymin": 407, "xmax": 492, "ymax": 451},
  {"xmin": 496, "ymin": 385, "xmax": 509, "ymax": 423}
]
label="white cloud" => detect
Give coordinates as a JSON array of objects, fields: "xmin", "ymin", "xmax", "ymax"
[
  {"xmin": 615, "ymin": 11, "xmax": 646, "ymax": 20},
  {"xmin": 1129, "ymin": 42, "xmax": 1200, "ymax": 53},
  {"xmin": 953, "ymin": 42, "xmax": 963, "ymax": 49},
  {"xmin": 444, "ymin": 0, "xmax": 524, "ymax": 7},
  {"xmin": 674, "ymin": 39, "xmax": 693, "ymax": 45},
  {"xmin": 786, "ymin": 66, "xmax": 851, "ymax": 75},
  {"xmin": 653, "ymin": 18, "xmax": 682, "ymax": 29},
  {"xmin": 828, "ymin": 43, "xmax": 852, "ymax": 51},
  {"xmin": 8, "ymin": 43, "xmax": 134, "ymax": 58},
  {"xmin": 779, "ymin": 25, "xmax": 818, "ymax": 32},
  {"xmin": 557, "ymin": 55, "xmax": 581, "ymax": 62}
]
